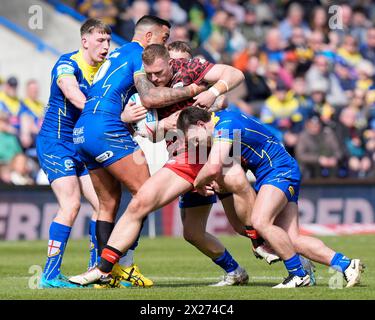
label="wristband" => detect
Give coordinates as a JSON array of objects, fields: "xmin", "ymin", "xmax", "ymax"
[{"xmin": 208, "ymin": 86, "xmax": 220, "ymax": 97}]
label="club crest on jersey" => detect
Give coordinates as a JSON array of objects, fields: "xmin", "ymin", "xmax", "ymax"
[
  {"xmin": 47, "ymin": 240, "xmax": 62, "ymax": 257},
  {"xmin": 95, "ymin": 151, "xmax": 114, "ymax": 163},
  {"xmin": 288, "ymin": 186, "xmax": 295, "ymax": 197},
  {"xmin": 64, "ymin": 159, "xmax": 74, "ymax": 171}
]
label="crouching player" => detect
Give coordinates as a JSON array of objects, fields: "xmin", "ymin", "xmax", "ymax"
[{"xmin": 181, "ymin": 107, "xmax": 365, "ymax": 288}]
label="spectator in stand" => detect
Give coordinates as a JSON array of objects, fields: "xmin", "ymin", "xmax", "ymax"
[
  {"xmin": 239, "ymin": 4, "xmax": 266, "ymax": 43},
  {"xmin": 0, "ymin": 76, "xmax": 24, "ymax": 134},
  {"xmin": 221, "ymin": 0, "xmax": 245, "ymax": 23},
  {"xmin": 309, "ymin": 5, "xmax": 328, "ymax": 35},
  {"xmin": 279, "ymin": 50, "xmax": 299, "ymax": 89},
  {"xmin": 260, "ymin": 79, "xmax": 303, "ymax": 155},
  {"xmin": 169, "ymin": 24, "xmax": 190, "ymax": 43},
  {"xmin": 337, "ymin": 34, "xmax": 363, "ymax": 68},
  {"xmin": 336, "ymin": 107, "xmax": 372, "ymax": 178},
  {"xmin": 355, "ymin": 59, "xmax": 374, "ymax": 91},
  {"xmin": 233, "ymin": 55, "xmax": 271, "ymax": 115},
  {"xmin": 364, "ymin": 126, "xmax": 375, "ymax": 177},
  {"xmin": 286, "ymin": 27, "xmax": 314, "ymax": 74},
  {"xmin": 306, "ymin": 54, "xmax": 348, "ymax": 108},
  {"xmin": 278, "ymin": 2, "xmax": 310, "ymax": 42},
  {"xmin": 153, "ymin": 0, "xmax": 187, "ymax": 25},
  {"xmin": 351, "ymin": 6, "xmax": 371, "ymax": 45},
  {"xmin": 194, "ymin": 31, "xmax": 226, "ymax": 63},
  {"xmin": 226, "ymin": 12, "xmax": 247, "ymax": 53},
  {"xmin": 331, "ymin": 3, "xmax": 352, "ymax": 44},
  {"xmin": 360, "ymin": 27, "xmax": 375, "ymax": 66},
  {"xmin": 242, "ymin": 55, "xmax": 271, "ymax": 103},
  {"xmin": 308, "ymin": 79, "xmax": 336, "ymax": 129},
  {"xmin": 115, "ymin": 0, "xmax": 150, "ymax": 42},
  {"xmin": 199, "ymin": 8, "xmax": 228, "ymax": 44},
  {"xmin": 259, "ymin": 28, "xmax": 286, "ymax": 65},
  {"xmin": 9, "ymin": 153, "xmax": 34, "ymax": 186},
  {"xmin": 295, "ymin": 113, "xmax": 343, "ymax": 179},
  {"xmin": 78, "ymin": 0, "xmax": 118, "ymax": 27},
  {"xmin": 20, "ymin": 79, "xmax": 44, "ymax": 155},
  {"xmin": 307, "ymin": 30, "xmax": 326, "ymax": 55},
  {"xmin": 348, "ymin": 88, "xmax": 370, "ymax": 131},
  {"xmin": 334, "ymin": 58, "xmax": 356, "ymax": 98},
  {"xmin": 292, "ymin": 76, "xmax": 314, "ymax": 122},
  {"xmin": 0, "ymin": 110, "xmax": 22, "ymax": 165},
  {"xmin": 264, "ymin": 61, "xmax": 282, "ymax": 91}
]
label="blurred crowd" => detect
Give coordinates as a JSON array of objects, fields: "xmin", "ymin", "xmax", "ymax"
[
  {"xmin": 0, "ymin": 77, "xmax": 44, "ymax": 185},
  {"xmin": 2, "ymin": 0, "xmax": 375, "ymax": 185}
]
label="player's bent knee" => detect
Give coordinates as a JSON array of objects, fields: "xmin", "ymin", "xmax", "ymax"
[
  {"xmin": 127, "ymin": 196, "xmax": 151, "ymax": 218},
  {"xmin": 250, "ymin": 216, "xmax": 271, "ymax": 233},
  {"xmin": 183, "ymin": 228, "xmax": 203, "ymax": 244}
]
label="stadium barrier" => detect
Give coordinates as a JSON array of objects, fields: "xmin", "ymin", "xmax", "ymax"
[{"xmin": 1, "ymin": 180, "xmax": 375, "ymax": 240}]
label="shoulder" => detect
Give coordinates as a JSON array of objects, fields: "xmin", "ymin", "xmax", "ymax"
[{"xmin": 54, "ymin": 51, "xmax": 79, "ymax": 74}]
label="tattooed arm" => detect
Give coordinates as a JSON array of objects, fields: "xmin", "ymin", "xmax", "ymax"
[{"xmin": 134, "ymin": 73, "xmax": 204, "ymax": 109}]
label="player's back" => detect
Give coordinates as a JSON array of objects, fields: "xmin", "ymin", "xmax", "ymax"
[
  {"xmin": 83, "ymin": 41, "xmax": 143, "ymax": 117},
  {"xmin": 214, "ymin": 108, "xmax": 294, "ymax": 176},
  {"xmin": 40, "ymin": 50, "xmax": 99, "ymax": 141}
]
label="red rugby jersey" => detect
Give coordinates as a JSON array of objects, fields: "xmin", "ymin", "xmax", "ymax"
[{"xmin": 157, "ymin": 58, "xmax": 214, "ymax": 120}]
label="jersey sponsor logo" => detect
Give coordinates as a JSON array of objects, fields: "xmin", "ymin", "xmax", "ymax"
[
  {"xmin": 47, "ymin": 240, "xmax": 62, "ymax": 257},
  {"xmin": 64, "ymin": 159, "xmax": 74, "ymax": 171},
  {"xmin": 56, "ymin": 64, "xmax": 75, "ymax": 76},
  {"xmin": 95, "ymin": 151, "xmax": 114, "ymax": 163}
]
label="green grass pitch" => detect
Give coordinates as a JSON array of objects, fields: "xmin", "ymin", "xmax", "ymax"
[{"xmin": 0, "ymin": 235, "xmax": 374, "ymax": 300}]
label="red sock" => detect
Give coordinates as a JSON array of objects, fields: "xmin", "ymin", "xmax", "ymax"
[{"xmin": 245, "ymin": 226, "xmax": 265, "ymax": 248}]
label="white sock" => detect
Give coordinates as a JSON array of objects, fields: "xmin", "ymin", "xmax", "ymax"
[{"xmin": 119, "ymin": 249, "xmax": 134, "ymax": 267}]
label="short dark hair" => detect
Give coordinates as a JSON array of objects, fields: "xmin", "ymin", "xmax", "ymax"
[
  {"xmin": 80, "ymin": 18, "xmax": 112, "ymax": 37},
  {"xmin": 135, "ymin": 15, "xmax": 171, "ymax": 31},
  {"xmin": 177, "ymin": 107, "xmax": 211, "ymax": 133},
  {"xmin": 142, "ymin": 44, "xmax": 170, "ymax": 65},
  {"xmin": 167, "ymin": 41, "xmax": 192, "ymax": 57}
]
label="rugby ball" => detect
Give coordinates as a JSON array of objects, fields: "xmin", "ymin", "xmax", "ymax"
[{"xmin": 129, "ymin": 93, "xmax": 158, "ymax": 139}]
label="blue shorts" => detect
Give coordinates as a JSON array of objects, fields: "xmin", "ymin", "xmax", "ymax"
[
  {"xmin": 36, "ymin": 134, "xmax": 88, "ymax": 183},
  {"xmin": 73, "ymin": 112, "xmax": 139, "ymax": 170},
  {"xmin": 254, "ymin": 160, "xmax": 301, "ymax": 203},
  {"xmin": 179, "ymin": 191, "xmax": 217, "ymax": 208}
]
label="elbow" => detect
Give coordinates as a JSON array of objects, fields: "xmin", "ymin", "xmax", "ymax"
[{"xmin": 139, "ymin": 95, "xmax": 153, "ymax": 108}]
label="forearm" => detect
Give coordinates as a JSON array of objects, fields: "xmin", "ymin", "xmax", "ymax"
[
  {"xmin": 65, "ymin": 86, "xmax": 86, "ymax": 110},
  {"xmin": 206, "ymin": 65, "xmax": 245, "ymax": 97},
  {"xmin": 194, "ymin": 163, "xmax": 221, "ymax": 188},
  {"xmin": 58, "ymin": 77, "xmax": 86, "ymax": 110},
  {"xmin": 135, "ymin": 74, "xmax": 199, "ymax": 108}
]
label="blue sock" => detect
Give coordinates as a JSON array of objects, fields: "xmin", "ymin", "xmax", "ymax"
[
  {"xmin": 330, "ymin": 252, "xmax": 351, "ymax": 273},
  {"xmin": 129, "ymin": 235, "xmax": 139, "ymax": 251},
  {"xmin": 284, "ymin": 254, "xmax": 307, "ymax": 277},
  {"xmin": 88, "ymin": 220, "xmax": 98, "ymax": 269},
  {"xmin": 43, "ymin": 222, "xmax": 71, "ymax": 280},
  {"xmin": 212, "ymin": 249, "xmax": 239, "ymax": 273}
]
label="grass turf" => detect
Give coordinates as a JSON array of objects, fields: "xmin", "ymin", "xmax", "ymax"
[{"xmin": 0, "ymin": 235, "xmax": 374, "ymax": 300}]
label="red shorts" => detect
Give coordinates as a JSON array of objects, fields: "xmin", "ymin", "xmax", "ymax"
[{"xmin": 163, "ymin": 150, "xmax": 204, "ymax": 184}]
